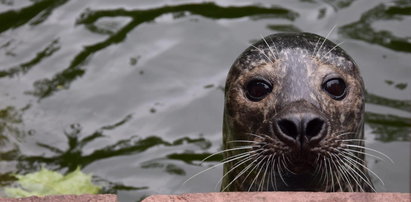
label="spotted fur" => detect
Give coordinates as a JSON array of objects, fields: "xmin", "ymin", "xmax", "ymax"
[{"xmin": 221, "ymin": 33, "xmax": 374, "ymax": 192}]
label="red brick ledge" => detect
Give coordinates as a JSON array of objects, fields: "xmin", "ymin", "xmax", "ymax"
[
  {"xmin": 0, "ymin": 194, "xmax": 117, "ymax": 202},
  {"xmin": 143, "ymin": 192, "xmax": 410, "ymax": 202}
]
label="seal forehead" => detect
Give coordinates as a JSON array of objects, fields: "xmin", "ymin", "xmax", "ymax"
[
  {"xmin": 276, "ymin": 48, "xmax": 317, "ymax": 104},
  {"xmin": 230, "ymin": 32, "xmax": 358, "ymax": 76}
]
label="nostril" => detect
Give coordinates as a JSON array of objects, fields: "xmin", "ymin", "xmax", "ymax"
[
  {"xmin": 277, "ymin": 119, "xmax": 298, "ymax": 139},
  {"xmin": 274, "ymin": 114, "xmax": 327, "ymax": 147},
  {"xmin": 306, "ymin": 118, "xmax": 324, "ymax": 138}
]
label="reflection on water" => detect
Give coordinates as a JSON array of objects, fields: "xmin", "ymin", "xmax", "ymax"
[
  {"xmin": 0, "ymin": 0, "xmax": 69, "ymax": 34},
  {"xmin": 340, "ymin": 1, "xmax": 411, "ymax": 53},
  {"xmin": 0, "ymin": 0, "xmax": 410, "ymax": 200},
  {"xmin": 366, "ymin": 112, "xmax": 410, "ymax": 142},
  {"xmin": 14, "ymin": 2, "xmax": 298, "ymax": 99},
  {"xmin": 384, "ymin": 80, "xmax": 408, "ymax": 90},
  {"xmin": 0, "ymin": 106, "xmax": 26, "ymax": 144},
  {"xmin": 366, "ymin": 91, "xmax": 411, "ymax": 112},
  {"xmin": 365, "ymin": 91, "xmax": 411, "ymax": 142},
  {"xmin": 1, "ymin": 113, "xmax": 216, "ymax": 194},
  {"xmin": 0, "ymin": 40, "xmax": 59, "ymax": 78},
  {"xmin": 267, "ymin": 24, "xmax": 301, "ymax": 33}
]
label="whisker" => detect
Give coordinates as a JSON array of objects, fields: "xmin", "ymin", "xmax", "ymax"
[
  {"xmin": 250, "ymin": 44, "xmax": 275, "ymax": 64},
  {"xmin": 342, "ymin": 150, "xmax": 380, "ymax": 188},
  {"xmin": 339, "ymin": 155, "xmax": 378, "ymax": 192},
  {"xmin": 221, "ymin": 155, "xmax": 263, "ymax": 192},
  {"xmin": 261, "ymin": 134, "xmax": 276, "ymax": 142},
  {"xmin": 340, "ymin": 153, "xmax": 373, "ymax": 186},
  {"xmin": 245, "ymin": 133, "xmax": 266, "ymax": 140},
  {"xmin": 331, "ymin": 156, "xmax": 343, "ymax": 191},
  {"xmin": 248, "ymin": 156, "xmax": 268, "ymax": 191},
  {"xmin": 332, "ymin": 153, "xmax": 366, "ymax": 192},
  {"xmin": 215, "ymin": 154, "xmax": 256, "ymax": 191},
  {"xmin": 270, "ymin": 155, "xmax": 278, "ymax": 190},
  {"xmin": 277, "ymin": 156, "xmax": 288, "ymax": 186},
  {"xmin": 342, "ymin": 148, "xmax": 384, "ymax": 161},
  {"xmin": 320, "ymin": 154, "xmax": 334, "ymax": 190},
  {"xmin": 262, "ymin": 155, "xmax": 273, "ymax": 191},
  {"xmin": 339, "ymin": 139, "xmax": 366, "ymax": 142},
  {"xmin": 221, "ymin": 149, "xmax": 258, "ymax": 163},
  {"xmin": 336, "ymin": 131, "xmax": 356, "ymax": 138},
  {"xmin": 257, "ymin": 157, "xmax": 270, "ymax": 191},
  {"xmin": 265, "ymin": 155, "xmax": 274, "ymax": 191},
  {"xmin": 332, "ymin": 154, "xmax": 355, "ymax": 192},
  {"xmin": 341, "ymin": 154, "xmax": 383, "ymax": 188},
  {"xmin": 281, "ymin": 154, "xmax": 295, "ymax": 174},
  {"xmin": 315, "ymin": 25, "xmax": 337, "ymax": 57},
  {"xmin": 322, "ymin": 156, "xmax": 330, "ymax": 189},
  {"xmin": 341, "ymin": 151, "xmax": 375, "ymax": 189},
  {"xmin": 320, "ymin": 41, "xmax": 344, "ymax": 60},
  {"xmin": 261, "ymin": 34, "xmax": 278, "ymax": 61},
  {"xmin": 201, "ymin": 146, "xmax": 253, "ymax": 163},
  {"xmin": 239, "ymin": 159, "xmax": 263, "ymax": 189},
  {"xmin": 343, "ymin": 157, "xmax": 384, "ymax": 189},
  {"xmin": 313, "ymin": 154, "xmax": 322, "ymax": 178},
  {"xmin": 329, "ymin": 157, "xmax": 338, "ymax": 192},
  {"xmin": 312, "ymin": 36, "xmax": 322, "ymax": 57},
  {"xmin": 344, "ymin": 144, "xmax": 394, "ymax": 163},
  {"xmin": 269, "ymin": 37, "xmax": 280, "ymax": 59},
  {"xmin": 184, "ymin": 150, "xmax": 255, "ymax": 184},
  {"xmin": 228, "ymin": 140, "xmax": 259, "ymax": 144},
  {"xmin": 342, "ymin": 150, "xmax": 365, "ymax": 162}
]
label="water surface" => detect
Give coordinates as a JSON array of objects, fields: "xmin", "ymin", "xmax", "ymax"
[{"xmin": 0, "ymin": 0, "xmax": 410, "ymax": 201}]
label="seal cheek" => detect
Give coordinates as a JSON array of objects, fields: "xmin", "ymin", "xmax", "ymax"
[
  {"xmin": 225, "ymin": 87, "xmax": 268, "ymax": 132},
  {"xmin": 224, "ymin": 88, "xmax": 241, "ymax": 118},
  {"xmin": 333, "ymin": 76, "xmax": 364, "ymax": 132}
]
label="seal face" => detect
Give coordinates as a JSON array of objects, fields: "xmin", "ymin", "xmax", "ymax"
[{"xmin": 222, "ymin": 33, "xmax": 373, "ymax": 192}]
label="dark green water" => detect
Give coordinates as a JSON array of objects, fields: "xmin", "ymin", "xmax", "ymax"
[{"xmin": 0, "ymin": 0, "xmax": 410, "ymax": 201}]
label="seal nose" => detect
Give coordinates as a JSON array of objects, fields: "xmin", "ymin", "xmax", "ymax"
[{"xmin": 275, "ymin": 113, "xmax": 327, "ymax": 148}]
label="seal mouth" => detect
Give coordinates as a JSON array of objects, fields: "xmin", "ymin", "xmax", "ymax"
[
  {"xmin": 289, "ymin": 159, "xmax": 316, "ymax": 174},
  {"xmin": 287, "ymin": 152, "xmax": 317, "ymax": 174}
]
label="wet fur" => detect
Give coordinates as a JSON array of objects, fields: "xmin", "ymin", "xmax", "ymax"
[{"xmin": 221, "ymin": 33, "xmax": 376, "ymax": 192}]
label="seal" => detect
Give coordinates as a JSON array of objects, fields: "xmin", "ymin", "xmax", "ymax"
[{"xmin": 221, "ymin": 32, "xmax": 374, "ymax": 192}]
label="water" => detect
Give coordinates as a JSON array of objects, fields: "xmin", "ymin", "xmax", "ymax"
[{"xmin": 0, "ymin": 0, "xmax": 409, "ymax": 201}]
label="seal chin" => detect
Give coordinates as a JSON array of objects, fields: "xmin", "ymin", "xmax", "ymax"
[{"xmin": 277, "ymin": 167, "xmax": 321, "ymax": 191}]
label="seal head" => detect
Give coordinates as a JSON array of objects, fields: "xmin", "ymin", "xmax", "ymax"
[{"xmin": 222, "ymin": 33, "xmax": 372, "ymax": 192}]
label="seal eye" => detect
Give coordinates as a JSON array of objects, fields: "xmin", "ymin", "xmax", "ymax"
[
  {"xmin": 322, "ymin": 78, "xmax": 347, "ymax": 100},
  {"xmin": 245, "ymin": 79, "xmax": 273, "ymax": 101}
]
